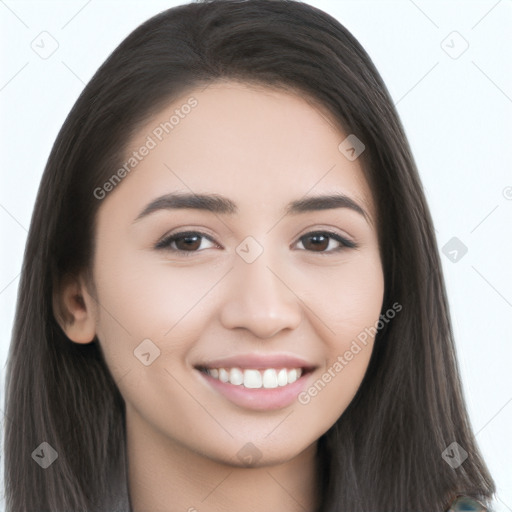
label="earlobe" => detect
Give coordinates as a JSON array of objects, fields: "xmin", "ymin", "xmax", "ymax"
[{"xmin": 53, "ymin": 273, "xmax": 97, "ymax": 344}]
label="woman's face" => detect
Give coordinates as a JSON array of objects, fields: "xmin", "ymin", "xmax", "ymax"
[{"xmin": 86, "ymin": 81, "xmax": 384, "ymax": 466}]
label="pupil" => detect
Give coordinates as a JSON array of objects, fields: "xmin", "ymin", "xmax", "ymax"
[
  {"xmin": 307, "ymin": 234, "xmax": 328, "ymax": 251},
  {"xmin": 179, "ymin": 235, "xmax": 200, "ymax": 250}
]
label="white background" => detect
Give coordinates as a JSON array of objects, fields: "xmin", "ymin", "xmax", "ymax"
[{"xmin": 1, "ymin": 0, "xmax": 511, "ymax": 509}]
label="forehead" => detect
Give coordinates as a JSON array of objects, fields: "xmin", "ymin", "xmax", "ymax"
[{"xmin": 98, "ymin": 81, "xmax": 375, "ymax": 224}]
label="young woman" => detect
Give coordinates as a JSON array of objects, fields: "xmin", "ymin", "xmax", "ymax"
[{"xmin": 3, "ymin": 0, "xmax": 495, "ymax": 510}]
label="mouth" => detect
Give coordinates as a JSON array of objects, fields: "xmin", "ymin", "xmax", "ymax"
[
  {"xmin": 195, "ymin": 365, "xmax": 315, "ymax": 389},
  {"xmin": 193, "ymin": 354, "xmax": 317, "ymax": 411}
]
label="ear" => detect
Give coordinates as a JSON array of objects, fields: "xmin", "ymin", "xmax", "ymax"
[{"xmin": 53, "ymin": 272, "xmax": 97, "ymax": 344}]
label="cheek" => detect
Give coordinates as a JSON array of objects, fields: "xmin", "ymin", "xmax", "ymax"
[
  {"xmin": 292, "ymin": 252, "xmax": 384, "ymax": 413},
  {"xmin": 91, "ymin": 247, "xmax": 225, "ymax": 375},
  {"xmin": 296, "ymin": 250, "xmax": 384, "ymax": 339}
]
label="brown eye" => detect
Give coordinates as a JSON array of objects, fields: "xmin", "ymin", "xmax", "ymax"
[
  {"xmin": 296, "ymin": 231, "xmax": 356, "ymax": 253},
  {"xmin": 155, "ymin": 231, "xmax": 217, "ymax": 254},
  {"xmin": 173, "ymin": 234, "xmax": 202, "ymax": 251},
  {"xmin": 301, "ymin": 233, "xmax": 330, "ymax": 251},
  {"xmin": 155, "ymin": 229, "xmax": 356, "ymax": 256}
]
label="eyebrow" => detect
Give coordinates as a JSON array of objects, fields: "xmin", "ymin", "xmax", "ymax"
[{"xmin": 133, "ymin": 192, "xmax": 370, "ymax": 223}]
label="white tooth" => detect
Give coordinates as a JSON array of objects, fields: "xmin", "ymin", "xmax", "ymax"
[
  {"xmin": 229, "ymin": 367, "xmax": 244, "ymax": 386},
  {"xmin": 244, "ymin": 369, "xmax": 262, "ymax": 388},
  {"xmin": 262, "ymin": 369, "xmax": 278, "ymax": 389},
  {"xmin": 277, "ymin": 368, "xmax": 288, "ymax": 386},
  {"xmin": 287, "ymin": 368, "xmax": 298, "ymax": 384},
  {"xmin": 219, "ymin": 368, "xmax": 229, "ymax": 383},
  {"xmin": 212, "ymin": 367, "xmax": 302, "ymax": 387}
]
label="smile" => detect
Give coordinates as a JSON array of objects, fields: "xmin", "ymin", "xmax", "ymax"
[{"xmin": 200, "ymin": 367, "xmax": 303, "ymax": 389}]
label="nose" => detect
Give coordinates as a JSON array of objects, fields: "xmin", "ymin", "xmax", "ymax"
[{"xmin": 219, "ymin": 253, "xmax": 302, "ymax": 339}]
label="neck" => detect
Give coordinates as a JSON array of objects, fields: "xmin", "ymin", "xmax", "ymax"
[{"xmin": 126, "ymin": 406, "xmax": 320, "ymax": 512}]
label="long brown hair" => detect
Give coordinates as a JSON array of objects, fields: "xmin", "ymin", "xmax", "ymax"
[{"xmin": 3, "ymin": 1, "xmax": 495, "ymax": 510}]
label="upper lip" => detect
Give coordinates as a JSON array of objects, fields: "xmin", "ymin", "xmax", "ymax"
[{"xmin": 195, "ymin": 353, "xmax": 317, "ymax": 371}]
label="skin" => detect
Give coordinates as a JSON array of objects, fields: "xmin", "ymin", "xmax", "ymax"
[{"xmin": 59, "ymin": 81, "xmax": 384, "ymax": 511}]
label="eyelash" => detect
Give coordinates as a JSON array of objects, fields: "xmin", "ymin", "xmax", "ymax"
[{"xmin": 155, "ymin": 230, "xmax": 357, "ymax": 256}]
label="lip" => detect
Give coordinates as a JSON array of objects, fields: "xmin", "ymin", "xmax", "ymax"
[
  {"xmin": 195, "ymin": 353, "xmax": 316, "ymax": 371},
  {"xmin": 197, "ymin": 369, "xmax": 314, "ymax": 411}
]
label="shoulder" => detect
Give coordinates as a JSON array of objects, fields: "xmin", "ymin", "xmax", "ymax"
[{"xmin": 447, "ymin": 495, "xmax": 488, "ymax": 511}]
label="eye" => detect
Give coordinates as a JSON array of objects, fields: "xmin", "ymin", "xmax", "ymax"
[
  {"xmin": 155, "ymin": 231, "xmax": 218, "ymax": 254},
  {"xmin": 155, "ymin": 229, "xmax": 357, "ymax": 256},
  {"xmin": 295, "ymin": 231, "xmax": 357, "ymax": 253}
]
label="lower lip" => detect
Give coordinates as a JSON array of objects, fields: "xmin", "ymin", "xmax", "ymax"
[{"xmin": 197, "ymin": 370, "xmax": 312, "ymax": 411}]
